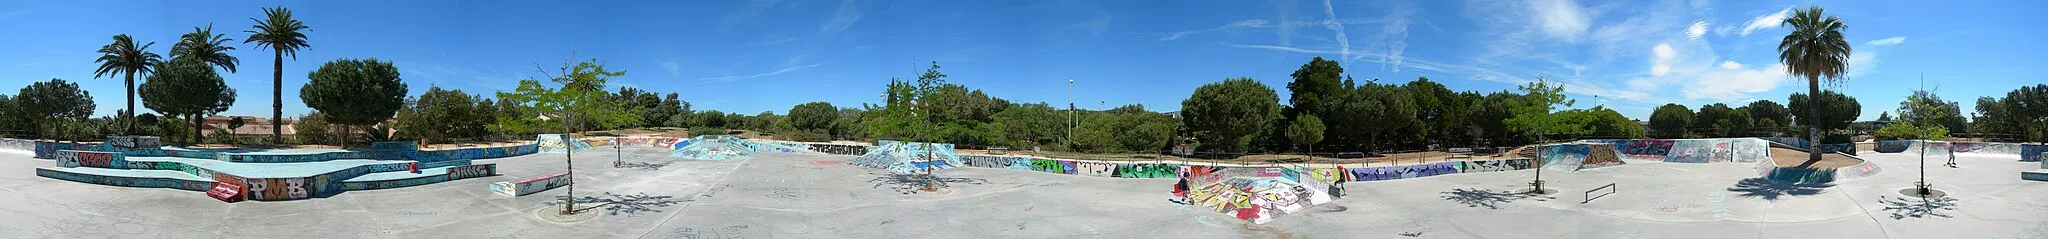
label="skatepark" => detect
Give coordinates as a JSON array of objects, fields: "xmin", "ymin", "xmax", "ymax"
[{"xmin": 0, "ymin": 136, "xmax": 2045, "ymax": 238}]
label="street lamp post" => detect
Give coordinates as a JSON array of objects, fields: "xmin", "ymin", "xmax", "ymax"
[{"xmin": 1067, "ymin": 79, "xmax": 1074, "ymax": 150}]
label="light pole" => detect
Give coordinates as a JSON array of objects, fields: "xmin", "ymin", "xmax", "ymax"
[{"xmin": 1067, "ymin": 79, "xmax": 1074, "ymax": 150}]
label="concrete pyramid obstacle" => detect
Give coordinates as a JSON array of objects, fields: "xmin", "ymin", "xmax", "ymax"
[
  {"xmin": 1185, "ymin": 174, "xmax": 1333, "ymax": 224},
  {"xmin": 848, "ymin": 140, "xmax": 960, "ymax": 174}
]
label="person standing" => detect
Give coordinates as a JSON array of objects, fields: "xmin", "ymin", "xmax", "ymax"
[{"xmin": 1333, "ymin": 165, "xmax": 1348, "ymax": 198}]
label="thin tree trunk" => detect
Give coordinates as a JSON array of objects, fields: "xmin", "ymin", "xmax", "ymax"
[
  {"xmin": 272, "ymin": 51, "xmax": 284, "ymax": 144},
  {"xmin": 124, "ymin": 71, "xmax": 136, "ymax": 135},
  {"xmin": 1807, "ymin": 77, "xmax": 1822, "ymax": 163}
]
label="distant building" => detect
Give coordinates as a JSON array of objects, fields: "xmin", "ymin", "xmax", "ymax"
[{"xmin": 197, "ymin": 116, "xmax": 391, "ymax": 137}]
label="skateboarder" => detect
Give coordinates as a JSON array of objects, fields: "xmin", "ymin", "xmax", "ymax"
[
  {"xmin": 1333, "ymin": 165, "xmax": 1348, "ymax": 198},
  {"xmin": 1945, "ymin": 146, "xmax": 1958, "ymax": 167},
  {"xmin": 1173, "ymin": 172, "xmax": 1190, "ymax": 204}
]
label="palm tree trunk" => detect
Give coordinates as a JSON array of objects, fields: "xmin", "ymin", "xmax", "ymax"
[
  {"xmin": 272, "ymin": 51, "xmax": 284, "ymax": 145},
  {"xmin": 124, "ymin": 70, "xmax": 136, "ymax": 135},
  {"xmin": 1807, "ymin": 76, "xmax": 1822, "ymax": 163}
]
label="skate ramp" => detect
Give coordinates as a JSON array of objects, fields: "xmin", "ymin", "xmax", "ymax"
[
  {"xmin": 536, "ymin": 134, "xmax": 593, "ymax": 153},
  {"xmin": 1185, "ymin": 176, "xmax": 1333, "ymax": 224},
  {"xmin": 847, "ymin": 140, "xmax": 962, "ymax": 173}
]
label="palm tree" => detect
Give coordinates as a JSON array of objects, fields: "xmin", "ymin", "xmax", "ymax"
[
  {"xmin": 172, "ymin": 24, "xmax": 240, "ymax": 73},
  {"xmin": 1776, "ymin": 6, "xmax": 1851, "ymax": 166},
  {"xmin": 92, "ymin": 34, "xmax": 163, "ymax": 134},
  {"xmin": 246, "ymin": 6, "xmax": 311, "ymax": 145}
]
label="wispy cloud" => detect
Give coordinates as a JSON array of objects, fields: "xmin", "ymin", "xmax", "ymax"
[
  {"xmin": 734, "ymin": 37, "xmax": 799, "ymax": 48},
  {"xmin": 1319, "ymin": 0, "xmax": 1353, "ymax": 62},
  {"xmin": 718, "ymin": 0, "xmax": 782, "ymax": 31},
  {"xmin": 1866, "ymin": 37, "xmax": 1906, "ymax": 46},
  {"xmin": 1737, "ymin": 7, "xmax": 1790, "ymax": 36},
  {"xmin": 1159, "ymin": 19, "xmax": 1270, "ymax": 41},
  {"xmin": 1530, "ymin": 0, "xmax": 1592, "ymax": 41},
  {"xmin": 1376, "ymin": 1, "xmax": 1414, "ymax": 72},
  {"xmin": 1686, "ymin": 21, "xmax": 1709, "ymax": 40},
  {"xmin": 661, "ymin": 61, "xmax": 681, "ymax": 76},
  {"xmin": 817, "ymin": 0, "xmax": 866, "ymax": 38},
  {"xmin": 698, "ymin": 64, "xmax": 820, "ymax": 83}
]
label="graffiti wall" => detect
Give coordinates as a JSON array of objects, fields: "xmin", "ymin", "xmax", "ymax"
[
  {"xmin": 1816, "ymin": 143, "xmax": 1857, "ymax": 156},
  {"xmin": 370, "ymin": 141, "xmax": 418, "ymax": 151},
  {"xmin": 1621, "ymin": 140, "xmax": 1673, "ymax": 159},
  {"xmin": 1666, "ymin": 140, "xmax": 1714, "ymax": 163},
  {"xmin": 33, "ymin": 141, "xmax": 96, "ymax": 159},
  {"xmin": 345, "ymin": 175, "xmax": 448, "ymax": 191},
  {"xmin": 54, "ymin": 150, "xmax": 127, "ymax": 169},
  {"xmin": 1112, "ymin": 163, "xmax": 1179, "ymax": 178},
  {"xmin": 0, "ymin": 138, "xmax": 33, "ymax": 152},
  {"xmin": 1540, "ymin": 144, "xmax": 1590, "ymax": 169},
  {"xmin": 807, "ymin": 144, "xmax": 869, "ymax": 155},
  {"xmin": 1875, "ymin": 140, "xmax": 1911, "ymax": 153},
  {"xmin": 35, "ymin": 168, "xmax": 213, "ymax": 191},
  {"xmin": 1759, "ymin": 166, "xmax": 1836, "ymax": 185},
  {"xmin": 535, "ymin": 134, "xmax": 591, "ymax": 153},
  {"xmin": 1731, "ymin": 139, "xmax": 1769, "ymax": 163},
  {"xmin": 1834, "ymin": 161, "xmax": 1884, "ymax": 180},
  {"xmin": 1348, "ymin": 162, "xmax": 1461, "ymax": 181},
  {"xmin": 447, "ymin": 164, "xmax": 497, "ymax": 180},
  {"xmin": 1579, "ymin": 145, "xmax": 1626, "ymax": 170},
  {"xmin": 1460, "ymin": 159, "xmax": 1533, "ymax": 173},
  {"xmin": 243, "ymin": 177, "xmax": 308, "ymax": 201},
  {"xmin": 2023, "ymin": 144, "xmax": 2048, "ymax": 162}
]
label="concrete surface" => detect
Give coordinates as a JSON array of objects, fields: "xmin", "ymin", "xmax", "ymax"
[{"xmin": 2, "ymin": 147, "xmax": 2046, "ymax": 238}]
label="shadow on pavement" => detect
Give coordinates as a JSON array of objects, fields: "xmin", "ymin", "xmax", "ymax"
[
  {"xmin": 1726, "ymin": 178, "xmax": 1833, "ymax": 200},
  {"xmin": 548, "ymin": 192, "xmax": 684, "ymax": 216},
  {"xmin": 869, "ymin": 173, "xmax": 988, "ymax": 194},
  {"xmin": 1878, "ymin": 195, "xmax": 1959, "ymax": 219},
  {"xmin": 1439, "ymin": 188, "xmax": 1551, "ymax": 209}
]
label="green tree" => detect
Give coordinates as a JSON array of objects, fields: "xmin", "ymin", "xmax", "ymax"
[
  {"xmin": 1778, "ymin": 6, "xmax": 1853, "ymax": 162},
  {"xmin": 141, "ymin": 58, "xmax": 236, "ymax": 144},
  {"xmin": 1787, "ymin": 90, "xmax": 1862, "ymax": 141},
  {"xmin": 1287, "ymin": 114, "xmax": 1325, "ymax": 156},
  {"xmin": 1726, "ymin": 109, "xmax": 1755, "ymax": 137},
  {"xmin": 1504, "ymin": 77, "xmax": 1583, "ymax": 142},
  {"xmin": 1876, "ymin": 111, "xmax": 1891, "ymax": 122},
  {"xmin": 171, "ymin": 24, "xmax": 239, "ymax": 73},
  {"xmin": 18, "ymin": 79, "xmax": 97, "ymax": 139},
  {"xmin": 1181, "ymin": 77, "xmax": 1279, "ymax": 153},
  {"xmin": 1287, "ymin": 57, "xmax": 1345, "ymax": 118},
  {"xmin": 992, "ymin": 102, "xmax": 1062, "ymax": 148},
  {"xmin": 1695, "ymin": 103, "xmax": 1733, "ymax": 137},
  {"xmin": 1896, "ymin": 90, "xmax": 1966, "ymax": 134},
  {"xmin": 245, "ymin": 6, "xmax": 313, "ymax": 144},
  {"xmin": 789, "ymin": 101, "xmax": 838, "ymax": 133},
  {"xmin": 1744, "ymin": 100, "xmax": 1790, "ymax": 135},
  {"xmin": 1473, "ymin": 91, "xmax": 1522, "ymax": 146},
  {"xmin": 302, "ymin": 58, "xmax": 406, "ymax": 147},
  {"xmin": 92, "ymin": 34, "xmax": 163, "ymax": 134},
  {"xmin": 1351, "ymin": 82, "xmax": 1416, "ymax": 152},
  {"xmin": 1990, "ymin": 85, "xmax": 2048, "ymax": 141},
  {"xmin": 493, "ymin": 58, "xmax": 639, "ymax": 136},
  {"xmin": 294, "ymin": 112, "xmax": 333, "ymax": 145},
  {"xmin": 395, "ymin": 87, "xmax": 481, "ymax": 144}
]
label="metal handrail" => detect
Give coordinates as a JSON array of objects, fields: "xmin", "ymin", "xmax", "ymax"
[{"xmin": 1583, "ymin": 183, "xmax": 1617, "ymax": 204}]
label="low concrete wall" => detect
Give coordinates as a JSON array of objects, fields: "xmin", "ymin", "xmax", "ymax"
[{"xmin": 492, "ymin": 172, "xmax": 571, "ymax": 196}]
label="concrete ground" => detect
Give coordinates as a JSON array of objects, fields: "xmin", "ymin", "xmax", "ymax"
[{"xmin": 1, "ymin": 147, "xmax": 2044, "ymax": 238}]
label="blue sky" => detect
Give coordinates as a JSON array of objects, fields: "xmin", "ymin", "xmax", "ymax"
[{"xmin": 0, "ymin": 0, "xmax": 2042, "ymax": 121}]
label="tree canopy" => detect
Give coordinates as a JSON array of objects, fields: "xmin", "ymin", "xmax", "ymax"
[
  {"xmin": 1182, "ymin": 77, "xmax": 1279, "ymax": 153},
  {"xmin": 1648, "ymin": 103, "xmax": 1693, "ymax": 138},
  {"xmin": 1788, "ymin": 90, "xmax": 1861, "ymax": 134},
  {"xmin": 141, "ymin": 58, "xmax": 236, "ymax": 143},
  {"xmin": 302, "ymin": 58, "xmax": 407, "ymax": 127}
]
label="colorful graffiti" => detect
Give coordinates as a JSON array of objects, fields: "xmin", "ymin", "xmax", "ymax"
[
  {"xmin": 1732, "ymin": 139, "xmax": 1769, "ymax": 163},
  {"xmin": 243, "ymin": 177, "xmax": 308, "ymax": 201},
  {"xmin": 1816, "ymin": 143, "xmax": 1857, "ymax": 156},
  {"xmin": 807, "ymin": 144, "xmax": 868, "ymax": 155},
  {"xmin": 1541, "ymin": 144, "xmax": 1590, "ymax": 168},
  {"xmin": 1666, "ymin": 140, "xmax": 1713, "ymax": 163},
  {"xmin": 1348, "ymin": 162, "xmax": 1460, "ymax": 181},
  {"xmin": 493, "ymin": 172, "xmax": 572, "ymax": 196},
  {"xmin": 447, "ymin": 164, "xmax": 497, "ymax": 180},
  {"xmin": 1073, "ymin": 162, "xmax": 1115, "ymax": 177},
  {"xmin": 1114, "ymin": 163, "xmax": 1179, "ymax": 178},
  {"xmin": 1460, "ymin": 159, "xmax": 1533, "ymax": 173},
  {"xmin": 2023, "ymin": 145, "xmax": 2048, "ymax": 162},
  {"xmin": 1580, "ymin": 145, "xmax": 1625, "ymax": 170},
  {"xmin": 1875, "ymin": 140, "xmax": 1911, "ymax": 153},
  {"xmin": 1621, "ymin": 140, "xmax": 1673, "ymax": 158},
  {"xmin": 1029, "ymin": 158, "xmax": 1066, "ymax": 174}
]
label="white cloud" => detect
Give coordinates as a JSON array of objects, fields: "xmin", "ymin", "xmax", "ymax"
[
  {"xmin": 661, "ymin": 62, "xmax": 681, "ymax": 76},
  {"xmin": 698, "ymin": 64, "xmax": 820, "ymax": 83},
  {"xmin": 1686, "ymin": 21, "xmax": 1709, "ymax": 40},
  {"xmin": 1650, "ymin": 43, "xmax": 1676, "ymax": 76},
  {"xmin": 1867, "ymin": 37, "xmax": 1906, "ymax": 46},
  {"xmin": 1682, "ymin": 63, "xmax": 1788, "ymax": 100},
  {"xmin": 1378, "ymin": 2, "xmax": 1414, "ymax": 72},
  {"xmin": 1846, "ymin": 49, "xmax": 1879, "ymax": 78},
  {"xmin": 1320, "ymin": 0, "xmax": 1352, "ymax": 62},
  {"xmin": 1738, "ymin": 7, "xmax": 1790, "ymax": 36},
  {"xmin": 1720, "ymin": 60, "xmax": 1742, "ymax": 70},
  {"xmin": 816, "ymin": 0, "xmax": 865, "ymax": 37},
  {"xmin": 1531, "ymin": 0, "xmax": 1592, "ymax": 41},
  {"xmin": 1159, "ymin": 19, "xmax": 1270, "ymax": 41}
]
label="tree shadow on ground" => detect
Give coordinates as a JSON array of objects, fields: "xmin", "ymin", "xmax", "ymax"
[
  {"xmin": 868, "ymin": 173, "xmax": 988, "ymax": 194},
  {"xmin": 1439, "ymin": 188, "xmax": 1551, "ymax": 209},
  {"xmin": 547, "ymin": 192, "xmax": 683, "ymax": 216},
  {"xmin": 1878, "ymin": 195, "xmax": 1959, "ymax": 219},
  {"xmin": 1726, "ymin": 178, "xmax": 1833, "ymax": 200}
]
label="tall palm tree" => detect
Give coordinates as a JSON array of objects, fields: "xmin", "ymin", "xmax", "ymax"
[
  {"xmin": 93, "ymin": 34, "xmax": 163, "ymax": 134},
  {"xmin": 1777, "ymin": 6, "xmax": 1851, "ymax": 165},
  {"xmin": 172, "ymin": 24, "xmax": 240, "ymax": 73},
  {"xmin": 246, "ymin": 6, "xmax": 311, "ymax": 144}
]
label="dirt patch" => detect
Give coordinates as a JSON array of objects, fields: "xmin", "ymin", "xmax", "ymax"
[{"xmin": 1768, "ymin": 147, "xmax": 1865, "ymax": 169}]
